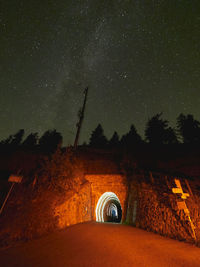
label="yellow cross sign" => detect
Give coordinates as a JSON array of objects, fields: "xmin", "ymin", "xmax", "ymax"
[
  {"xmin": 172, "ymin": 179, "xmax": 189, "ymax": 199},
  {"xmin": 172, "ymin": 178, "xmax": 196, "ymax": 242}
]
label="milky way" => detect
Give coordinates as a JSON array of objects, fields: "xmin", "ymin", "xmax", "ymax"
[{"xmin": 1, "ymin": 0, "xmax": 200, "ymax": 144}]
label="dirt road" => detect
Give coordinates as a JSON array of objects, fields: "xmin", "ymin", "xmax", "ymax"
[{"xmin": 0, "ymin": 222, "xmax": 199, "ymax": 267}]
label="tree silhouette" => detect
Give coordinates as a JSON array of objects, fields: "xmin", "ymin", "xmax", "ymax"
[
  {"xmin": 22, "ymin": 133, "xmax": 38, "ymax": 149},
  {"xmin": 164, "ymin": 127, "xmax": 178, "ymax": 144},
  {"xmin": 39, "ymin": 129, "xmax": 62, "ymax": 153},
  {"xmin": 145, "ymin": 113, "xmax": 177, "ymax": 145},
  {"xmin": 177, "ymin": 114, "xmax": 200, "ymax": 144},
  {"xmin": 121, "ymin": 124, "xmax": 142, "ymax": 148},
  {"xmin": 10, "ymin": 129, "xmax": 24, "ymax": 146},
  {"xmin": 0, "ymin": 129, "xmax": 25, "ymax": 153},
  {"xmin": 109, "ymin": 131, "xmax": 120, "ymax": 147},
  {"xmin": 0, "ymin": 135, "xmax": 13, "ymax": 146},
  {"xmin": 89, "ymin": 124, "xmax": 107, "ymax": 148},
  {"xmin": 1, "ymin": 129, "xmax": 24, "ymax": 146}
]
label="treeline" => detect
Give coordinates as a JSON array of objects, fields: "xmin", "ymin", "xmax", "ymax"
[
  {"xmin": 0, "ymin": 129, "xmax": 62, "ymax": 154},
  {"xmin": 1, "ymin": 113, "xmax": 200, "ymax": 155},
  {"xmin": 88, "ymin": 113, "xmax": 200, "ymax": 148}
]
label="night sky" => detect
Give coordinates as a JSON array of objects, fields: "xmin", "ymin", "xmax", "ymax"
[{"xmin": 1, "ymin": 0, "xmax": 200, "ymax": 145}]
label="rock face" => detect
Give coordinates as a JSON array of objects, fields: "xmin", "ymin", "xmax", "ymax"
[
  {"xmin": 51, "ymin": 174, "xmax": 128, "ymax": 228},
  {"xmin": 85, "ymin": 174, "xmax": 128, "ymax": 222},
  {"xmin": 54, "ymin": 181, "xmax": 92, "ymax": 228},
  {"xmin": 53, "ymin": 171, "xmax": 200, "ymax": 244},
  {"xmin": 1, "ymin": 152, "xmax": 200, "ymax": 248},
  {"xmin": 127, "ymin": 172, "xmax": 200, "ymax": 244}
]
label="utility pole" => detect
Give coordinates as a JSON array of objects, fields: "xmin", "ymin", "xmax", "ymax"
[{"xmin": 74, "ymin": 87, "xmax": 88, "ymax": 148}]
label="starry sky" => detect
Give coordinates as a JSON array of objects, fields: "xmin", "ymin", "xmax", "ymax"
[{"xmin": 1, "ymin": 0, "xmax": 200, "ymax": 145}]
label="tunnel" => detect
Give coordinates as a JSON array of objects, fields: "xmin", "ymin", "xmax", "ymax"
[{"xmin": 95, "ymin": 192, "xmax": 122, "ymax": 223}]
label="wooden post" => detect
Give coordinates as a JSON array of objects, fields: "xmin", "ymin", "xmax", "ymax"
[
  {"xmin": 0, "ymin": 175, "xmax": 22, "ymax": 215},
  {"xmin": 0, "ymin": 183, "xmax": 15, "ymax": 215}
]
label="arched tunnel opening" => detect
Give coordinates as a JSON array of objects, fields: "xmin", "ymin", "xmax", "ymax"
[{"xmin": 95, "ymin": 192, "xmax": 122, "ymax": 223}]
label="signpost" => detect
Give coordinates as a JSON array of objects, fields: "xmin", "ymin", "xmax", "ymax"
[
  {"xmin": 0, "ymin": 175, "xmax": 22, "ymax": 215},
  {"xmin": 8, "ymin": 175, "xmax": 22, "ymax": 183},
  {"xmin": 172, "ymin": 178, "xmax": 196, "ymax": 242}
]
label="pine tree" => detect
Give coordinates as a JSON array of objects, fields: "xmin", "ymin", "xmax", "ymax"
[
  {"xmin": 22, "ymin": 133, "xmax": 38, "ymax": 149},
  {"xmin": 145, "ymin": 113, "xmax": 178, "ymax": 145},
  {"xmin": 89, "ymin": 124, "xmax": 107, "ymax": 148},
  {"xmin": 177, "ymin": 114, "xmax": 200, "ymax": 144},
  {"xmin": 39, "ymin": 129, "xmax": 62, "ymax": 153},
  {"xmin": 109, "ymin": 131, "xmax": 120, "ymax": 147},
  {"xmin": 121, "ymin": 124, "xmax": 142, "ymax": 147}
]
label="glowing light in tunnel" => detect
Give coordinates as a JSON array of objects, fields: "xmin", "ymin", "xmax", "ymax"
[
  {"xmin": 107, "ymin": 203, "xmax": 118, "ymax": 217},
  {"xmin": 95, "ymin": 192, "xmax": 121, "ymax": 222}
]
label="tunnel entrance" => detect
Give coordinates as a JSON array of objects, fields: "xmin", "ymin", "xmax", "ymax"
[{"xmin": 95, "ymin": 192, "xmax": 122, "ymax": 223}]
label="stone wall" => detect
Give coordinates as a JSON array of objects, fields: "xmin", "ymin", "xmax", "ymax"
[
  {"xmin": 54, "ymin": 181, "xmax": 92, "ymax": 228},
  {"xmin": 0, "ymin": 180, "xmax": 92, "ymax": 248},
  {"xmin": 126, "ymin": 172, "xmax": 200, "ymax": 244},
  {"xmin": 1, "ymin": 164, "xmax": 200, "ymax": 248},
  {"xmin": 85, "ymin": 174, "xmax": 128, "ymax": 221}
]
